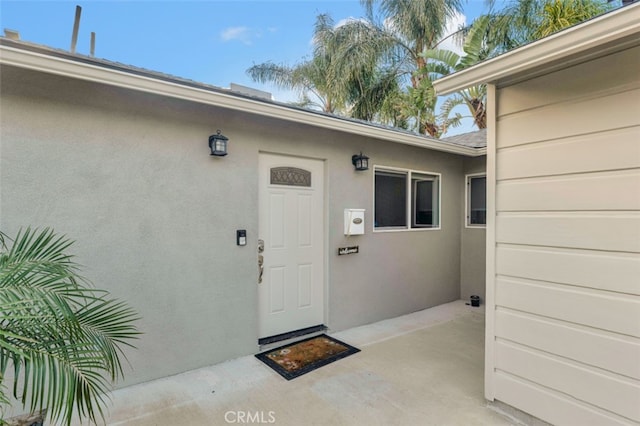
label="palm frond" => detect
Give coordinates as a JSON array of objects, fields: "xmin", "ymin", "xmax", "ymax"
[
  {"xmin": 246, "ymin": 62, "xmax": 299, "ymax": 90},
  {"xmin": 424, "ymin": 49, "xmax": 458, "ymax": 67},
  {"xmin": 0, "ymin": 228, "xmax": 139, "ymax": 426},
  {"xmin": 459, "ymin": 15, "xmax": 490, "ymax": 68}
]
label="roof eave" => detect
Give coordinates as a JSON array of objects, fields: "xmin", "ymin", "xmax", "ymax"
[
  {"xmin": 0, "ymin": 43, "xmax": 484, "ymax": 157},
  {"xmin": 433, "ymin": 3, "xmax": 640, "ymax": 95}
]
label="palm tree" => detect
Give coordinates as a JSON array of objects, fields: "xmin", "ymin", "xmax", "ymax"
[
  {"xmin": 248, "ymin": 1, "xmax": 465, "ymax": 136},
  {"xmin": 479, "ymin": 0, "xmax": 612, "ymax": 54},
  {"xmin": 344, "ymin": 65, "xmax": 401, "ymax": 121},
  {"xmin": 310, "ymin": 13, "xmax": 402, "ymax": 122},
  {"xmin": 422, "ymin": 16, "xmax": 490, "ymax": 131},
  {"xmin": 534, "ymin": 0, "xmax": 612, "ymax": 39},
  {"xmin": 0, "ymin": 228, "xmax": 139, "ymax": 425},
  {"xmin": 246, "ymin": 14, "xmax": 348, "ymax": 114},
  {"xmin": 322, "ymin": 0, "xmax": 464, "ymax": 136},
  {"xmin": 426, "ymin": 1, "xmax": 613, "ymax": 134},
  {"xmin": 246, "ymin": 56, "xmax": 341, "ymax": 113}
]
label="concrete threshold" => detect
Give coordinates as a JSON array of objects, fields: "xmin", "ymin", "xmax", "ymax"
[{"xmin": 83, "ymin": 300, "xmax": 517, "ymax": 426}]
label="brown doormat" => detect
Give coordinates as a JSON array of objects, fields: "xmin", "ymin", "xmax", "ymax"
[{"xmin": 255, "ymin": 334, "xmax": 360, "ymax": 380}]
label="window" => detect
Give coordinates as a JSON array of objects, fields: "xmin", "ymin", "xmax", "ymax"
[
  {"xmin": 375, "ymin": 167, "xmax": 440, "ymax": 230},
  {"xmin": 466, "ymin": 174, "xmax": 486, "ymax": 227}
]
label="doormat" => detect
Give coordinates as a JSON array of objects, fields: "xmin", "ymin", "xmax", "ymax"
[{"xmin": 255, "ymin": 334, "xmax": 360, "ymax": 380}]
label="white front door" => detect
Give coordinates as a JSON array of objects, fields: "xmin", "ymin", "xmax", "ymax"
[{"xmin": 258, "ymin": 153, "xmax": 325, "ymax": 339}]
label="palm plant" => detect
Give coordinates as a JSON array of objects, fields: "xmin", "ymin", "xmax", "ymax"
[
  {"xmin": 248, "ymin": 1, "xmax": 467, "ymax": 136},
  {"xmin": 422, "ymin": 16, "xmax": 490, "ymax": 131},
  {"xmin": 322, "ymin": 0, "xmax": 464, "ymax": 136},
  {"xmin": 341, "ymin": 65, "xmax": 400, "ymax": 121},
  {"xmin": 480, "ymin": 0, "xmax": 612, "ymax": 54},
  {"xmin": 311, "ymin": 13, "xmax": 402, "ymax": 122},
  {"xmin": 533, "ymin": 0, "xmax": 612, "ymax": 39},
  {"xmin": 246, "ymin": 57, "xmax": 342, "ymax": 113},
  {"xmin": 427, "ymin": 0, "xmax": 612, "ymax": 134},
  {"xmin": 0, "ymin": 228, "xmax": 139, "ymax": 425},
  {"xmin": 247, "ymin": 14, "xmax": 348, "ymax": 114}
]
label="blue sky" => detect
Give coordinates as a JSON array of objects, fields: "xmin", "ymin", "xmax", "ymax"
[{"xmin": 1, "ymin": 0, "xmax": 495, "ymax": 134}]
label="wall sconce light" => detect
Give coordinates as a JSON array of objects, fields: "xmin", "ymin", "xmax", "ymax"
[
  {"xmin": 208, "ymin": 130, "xmax": 229, "ymax": 156},
  {"xmin": 351, "ymin": 152, "xmax": 369, "ymax": 171}
]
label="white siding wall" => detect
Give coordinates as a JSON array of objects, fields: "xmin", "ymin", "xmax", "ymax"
[{"xmin": 489, "ymin": 45, "xmax": 640, "ymax": 425}]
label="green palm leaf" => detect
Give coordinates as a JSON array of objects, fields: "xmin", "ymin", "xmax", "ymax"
[{"xmin": 0, "ymin": 228, "xmax": 140, "ymax": 425}]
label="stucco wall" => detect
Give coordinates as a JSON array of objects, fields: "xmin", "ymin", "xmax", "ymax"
[
  {"xmin": 488, "ymin": 45, "xmax": 640, "ymax": 424},
  {"xmin": 461, "ymin": 156, "xmax": 486, "ymax": 303},
  {"xmin": 0, "ymin": 65, "xmax": 468, "ymax": 386}
]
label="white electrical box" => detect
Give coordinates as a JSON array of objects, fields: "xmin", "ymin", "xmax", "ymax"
[{"xmin": 344, "ymin": 209, "xmax": 365, "ymax": 236}]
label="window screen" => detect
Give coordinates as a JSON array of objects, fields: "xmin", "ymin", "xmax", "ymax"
[
  {"xmin": 468, "ymin": 176, "xmax": 486, "ymax": 226},
  {"xmin": 375, "ymin": 168, "xmax": 440, "ymax": 230},
  {"xmin": 412, "ymin": 174, "xmax": 439, "ymax": 228},
  {"xmin": 375, "ymin": 170, "xmax": 407, "ymax": 228}
]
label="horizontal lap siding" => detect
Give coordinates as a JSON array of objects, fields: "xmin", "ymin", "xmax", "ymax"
[
  {"xmin": 496, "ymin": 46, "xmax": 640, "ymax": 115},
  {"xmin": 495, "ymin": 310, "xmax": 640, "ymax": 380},
  {"xmin": 496, "ymin": 213, "xmax": 640, "ymax": 252},
  {"xmin": 495, "ymin": 278, "xmax": 640, "ymax": 338},
  {"xmin": 494, "ymin": 372, "xmax": 633, "ymax": 426},
  {"xmin": 497, "ymin": 245, "xmax": 640, "ymax": 295},
  {"xmin": 496, "ymin": 127, "xmax": 640, "ymax": 180},
  {"xmin": 497, "ymin": 170, "xmax": 640, "ymax": 211},
  {"xmin": 497, "ymin": 88, "xmax": 640, "ymax": 147},
  {"xmin": 496, "ymin": 340, "xmax": 640, "ymax": 421},
  {"xmin": 491, "ymin": 45, "xmax": 640, "ymax": 425}
]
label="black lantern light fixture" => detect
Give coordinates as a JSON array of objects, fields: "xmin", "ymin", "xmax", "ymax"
[
  {"xmin": 208, "ymin": 130, "xmax": 229, "ymax": 156},
  {"xmin": 351, "ymin": 152, "xmax": 369, "ymax": 171}
]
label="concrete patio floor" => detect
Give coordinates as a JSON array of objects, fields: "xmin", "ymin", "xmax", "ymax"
[{"xmin": 93, "ymin": 300, "xmax": 519, "ymax": 425}]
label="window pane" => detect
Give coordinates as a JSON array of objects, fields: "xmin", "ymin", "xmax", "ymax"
[
  {"xmin": 412, "ymin": 173, "xmax": 439, "ymax": 228},
  {"xmin": 469, "ymin": 176, "xmax": 486, "ymax": 225},
  {"xmin": 375, "ymin": 171, "xmax": 407, "ymax": 228}
]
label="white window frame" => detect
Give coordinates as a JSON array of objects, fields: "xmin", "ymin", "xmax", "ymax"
[
  {"xmin": 465, "ymin": 173, "xmax": 486, "ymax": 228},
  {"xmin": 373, "ymin": 165, "xmax": 442, "ymax": 233}
]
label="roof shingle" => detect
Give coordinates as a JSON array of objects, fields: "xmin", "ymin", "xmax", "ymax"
[{"xmin": 441, "ymin": 129, "xmax": 487, "ymax": 148}]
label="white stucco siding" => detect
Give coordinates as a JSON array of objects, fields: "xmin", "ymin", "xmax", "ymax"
[{"xmin": 490, "ymin": 45, "xmax": 640, "ymax": 425}]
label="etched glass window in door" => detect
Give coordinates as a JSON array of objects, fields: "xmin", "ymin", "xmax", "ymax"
[{"xmin": 270, "ymin": 167, "xmax": 311, "ymax": 187}]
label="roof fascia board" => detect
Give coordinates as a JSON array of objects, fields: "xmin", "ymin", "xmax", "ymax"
[
  {"xmin": 0, "ymin": 44, "xmax": 483, "ymax": 157},
  {"xmin": 433, "ymin": 3, "xmax": 640, "ymax": 95}
]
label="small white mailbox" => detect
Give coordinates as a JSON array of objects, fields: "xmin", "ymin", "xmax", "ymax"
[{"xmin": 344, "ymin": 209, "xmax": 365, "ymax": 236}]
